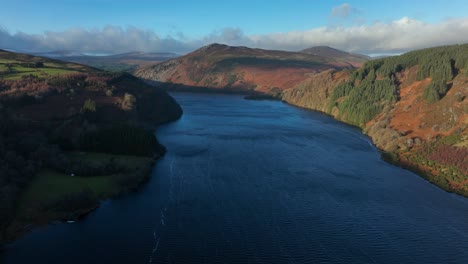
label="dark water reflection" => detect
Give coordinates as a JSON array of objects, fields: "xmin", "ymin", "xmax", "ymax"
[{"xmin": 3, "ymin": 93, "xmax": 468, "ymax": 264}]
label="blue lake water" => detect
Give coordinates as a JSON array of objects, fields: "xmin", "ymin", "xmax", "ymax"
[{"xmin": 3, "ymin": 92, "xmax": 468, "ymax": 263}]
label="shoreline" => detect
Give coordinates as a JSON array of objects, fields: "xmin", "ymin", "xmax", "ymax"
[
  {"xmin": 169, "ymin": 89, "xmax": 466, "ymax": 197},
  {"xmin": 280, "ymin": 98, "xmax": 468, "ymax": 198},
  {"xmin": 1, "ymin": 151, "xmax": 159, "ymax": 245}
]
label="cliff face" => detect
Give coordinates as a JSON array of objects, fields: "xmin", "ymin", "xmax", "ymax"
[{"xmin": 134, "ymin": 44, "xmax": 365, "ymax": 94}]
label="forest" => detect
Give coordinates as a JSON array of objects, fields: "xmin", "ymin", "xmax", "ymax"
[{"xmin": 328, "ymin": 44, "xmax": 468, "ymax": 126}]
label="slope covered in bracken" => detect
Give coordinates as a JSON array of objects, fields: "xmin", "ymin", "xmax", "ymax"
[
  {"xmin": 134, "ymin": 43, "xmax": 366, "ymax": 94},
  {"xmin": 283, "ymin": 44, "xmax": 468, "ymax": 195}
]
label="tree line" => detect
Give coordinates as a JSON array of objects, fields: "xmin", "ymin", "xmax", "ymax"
[{"xmin": 328, "ymin": 44, "xmax": 468, "ymax": 126}]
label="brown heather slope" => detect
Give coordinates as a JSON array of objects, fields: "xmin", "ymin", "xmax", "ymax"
[
  {"xmin": 283, "ymin": 44, "xmax": 468, "ymax": 196},
  {"xmin": 282, "ymin": 65, "xmax": 467, "ymax": 152},
  {"xmin": 134, "ymin": 43, "xmax": 366, "ymax": 94}
]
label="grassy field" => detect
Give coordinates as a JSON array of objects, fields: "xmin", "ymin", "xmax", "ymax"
[
  {"xmin": 10, "ymin": 152, "xmax": 154, "ymax": 231},
  {"xmin": 0, "ymin": 59, "xmax": 17, "ymax": 63},
  {"xmin": 0, "ymin": 51, "xmax": 92, "ymax": 80},
  {"xmin": 1, "ymin": 64, "xmax": 81, "ymax": 80}
]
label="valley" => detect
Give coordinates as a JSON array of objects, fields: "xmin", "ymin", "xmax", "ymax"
[
  {"xmin": 136, "ymin": 43, "xmax": 468, "ymax": 196},
  {"xmin": 2, "ymin": 2, "xmax": 468, "ymax": 263},
  {"xmin": 2, "ymin": 42, "xmax": 466, "ymax": 247}
]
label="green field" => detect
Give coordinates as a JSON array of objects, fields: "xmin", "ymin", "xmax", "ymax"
[
  {"xmin": 12, "ymin": 152, "xmax": 154, "ymax": 225},
  {"xmin": 0, "ymin": 59, "xmax": 17, "ymax": 63},
  {"xmin": 0, "ymin": 54, "xmax": 92, "ymax": 80},
  {"xmin": 0, "ymin": 63, "xmax": 81, "ymax": 80}
]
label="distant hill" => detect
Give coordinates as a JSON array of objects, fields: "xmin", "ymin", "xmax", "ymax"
[
  {"xmin": 33, "ymin": 51, "xmax": 178, "ymax": 72},
  {"xmin": 134, "ymin": 43, "xmax": 364, "ymax": 94},
  {"xmin": 33, "ymin": 50, "xmax": 86, "ymax": 58},
  {"xmin": 300, "ymin": 46, "xmax": 369, "ymax": 67}
]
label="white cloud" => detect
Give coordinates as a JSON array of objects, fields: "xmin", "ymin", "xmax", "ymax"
[
  {"xmin": 331, "ymin": 3, "xmax": 355, "ymax": 19},
  {"xmin": 329, "ymin": 3, "xmax": 364, "ymax": 26},
  {"xmin": 0, "ymin": 26, "xmax": 198, "ymax": 54},
  {"xmin": 1, "ymin": 17, "xmax": 468, "ymax": 55},
  {"xmin": 248, "ymin": 17, "xmax": 468, "ymax": 54}
]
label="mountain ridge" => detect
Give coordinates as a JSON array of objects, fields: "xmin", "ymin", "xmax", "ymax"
[
  {"xmin": 30, "ymin": 51, "xmax": 179, "ymax": 72},
  {"xmin": 134, "ymin": 43, "xmax": 368, "ymax": 94}
]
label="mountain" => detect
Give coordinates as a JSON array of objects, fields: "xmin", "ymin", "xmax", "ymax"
[
  {"xmin": 300, "ymin": 46, "xmax": 370, "ymax": 67},
  {"xmin": 0, "ymin": 49, "xmax": 182, "ymax": 242},
  {"xmin": 282, "ymin": 44, "xmax": 468, "ymax": 195},
  {"xmin": 34, "ymin": 51, "xmax": 178, "ymax": 72},
  {"xmin": 134, "ymin": 43, "xmax": 365, "ymax": 94}
]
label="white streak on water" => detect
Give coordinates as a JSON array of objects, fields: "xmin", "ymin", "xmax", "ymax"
[
  {"xmin": 148, "ymin": 157, "xmax": 177, "ymax": 263},
  {"xmin": 161, "ymin": 211, "xmax": 165, "ymax": 226}
]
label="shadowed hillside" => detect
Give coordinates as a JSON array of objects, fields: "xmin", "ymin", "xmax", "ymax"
[{"xmin": 0, "ymin": 49, "xmax": 182, "ymax": 243}]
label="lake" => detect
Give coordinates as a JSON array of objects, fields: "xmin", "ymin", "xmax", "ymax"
[{"xmin": 3, "ymin": 92, "xmax": 468, "ymax": 263}]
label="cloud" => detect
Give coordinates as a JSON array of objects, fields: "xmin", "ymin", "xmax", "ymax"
[
  {"xmin": 1, "ymin": 17, "xmax": 468, "ymax": 55},
  {"xmin": 202, "ymin": 28, "xmax": 252, "ymax": 47},
  {"xmin": 0, "ymin": 26, "xmax": 199, "ymax": 54},
  {"xmin": 330, "ymin": 3, "xmax": 355, "ymax": 19},
  {"xmin": 248, "ymin": 17, "xmax": 468, "ymax": 54},
  {"xmin": 329, "ymin": 3, "xmax": 364, "ymax": 26}
]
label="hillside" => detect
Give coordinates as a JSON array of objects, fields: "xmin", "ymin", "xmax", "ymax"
[
  {"xmin": 0, "ymin": 50, "xmax": 182, "ymax": 243},
  {"xmin": 34, "ymin": 51, "xmax": 178, "ymax": 72},
  {"xmin": 134, "ymin": 43, "xmax": 366, "ymax": 94},
  {"xmin": 300, "ymin": 46, "xmax": 370, "ymax": 67},
  {"xmin": 282, "ymin": 44, "xmax": 468, "ymax": 195}
]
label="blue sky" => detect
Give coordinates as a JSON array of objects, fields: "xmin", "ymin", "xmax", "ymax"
[{"xmin": 1, "ymin": 0, "xmax": 468, "ymax": 54}]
